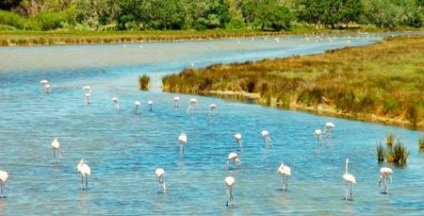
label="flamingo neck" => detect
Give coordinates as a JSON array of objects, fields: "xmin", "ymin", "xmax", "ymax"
[{"xmin": 345, "ymin": 160, "xmax": 349, "ymax": 174}]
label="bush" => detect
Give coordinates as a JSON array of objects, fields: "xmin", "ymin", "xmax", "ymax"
[
  {"xmin": 138, "ymin": 75, "xmax": 150, "ymax": 90},
  {"xmin": 0, "ymin": 10, "xmax": 30, "ymax": 30},
  {"xmin": 34, "ymin": 12, "xmax": 66, "ymax": 30}
]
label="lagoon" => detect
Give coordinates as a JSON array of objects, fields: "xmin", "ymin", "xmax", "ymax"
[{"xmin": 0, "ymin": 33, "xmax": 423, "ymax": 215}]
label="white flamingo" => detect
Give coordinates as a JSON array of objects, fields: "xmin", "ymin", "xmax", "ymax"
[
  {"xmin": 226, "ymin": 152, "xmax": 240, "ymax": 170},
  {"xmin": 44, "ymin": 83, "xmax": 51, "ymax": 94},
  {"xmin": 187, "ymin": 98, "xmax": 197, "ymax": 112},
  {"xmin": 209, "ymin": 103, "xmax": 216, "ymax": 115},
  {"xmin": 76, "ymin": 159, "xmax": 91, "ymax": 190},
  {"xmin": 315, "ymin": 129, "xmax": 323, "ymax": 145},
  {"xmin": 112, "ymin": 97, "xmax": 119, "ymax": 110},
  {"xmin": 51, "ymin": 137, "xmax": 61, "ymax": 159},
  {"xmin": 343, "ymin": 159, "xmax": 356, "ymax": 200},
  {"xmin": 40, "ymin": 79, "xmax": 49, "ymax": 93},
  {"xmin": 325, "ymin": 122, "xmax": 335, "ymax": 137},
  {"xmin": 148, "ymin": 100, "xmax": 153, "ymax": 112},
  {"xmin": 277, "ymin": 162, "xmax": 292, "ymax": 191},
  {"xmin": 134, "ymin": 101, "xmax": 141, "ymax": 114},
  {"xmin": 378, "ymin": 167, "xmax": 393, "ymax": 194},
  {"xmin": 0, "ymin": 170, "xmax": 8, "ymax": 197},
  {"xmin": 234, "ymin": 133, "xmax": 242, "ymax": 149},
  {"xmin": 261, "ymin": 130, "xmax": 271, "ymax": 143},
  {"xmin": 85, "ymin": 93, "xmax": 91, "ymax": 105},
  {"xmin": 178, "ymin": 133, "xmax": 188, "ymax": 156},
  {"xmin": 82, "ymin": 85, "xmax": 91, "ymax": 94},
  {"xmin": 225, "ymin": 176, "xmax": 235, "ymax": 207},
  {"xmin": 173, "ymin": 96, "xmax": 180, "ymax": 108},
  {"xmin": 155, "ymin": 168, "xmax": 166, "ymax": 193}
]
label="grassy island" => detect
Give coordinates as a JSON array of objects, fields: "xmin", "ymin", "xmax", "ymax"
[{"xmin": 162, "ymin": 35, "xmax": 424, "ymax": 130}]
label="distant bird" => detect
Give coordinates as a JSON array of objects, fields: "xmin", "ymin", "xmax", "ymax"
[
  {"xmin": 82, "ymin": 85, "xmax": 91, "ymax": 94},
  {"xmin": 40, "ymin": 79, "xmax": 49, "ymax": 93},
  {"xmin": 148, "ymin": 100, "xmax": 153, "ymax": 112},
  {"xmin": 178, "ymin": 133, "xmax": 188, "ymax": 156},
  {"xmin": 112, "ymin": 97, "xmax": 119, "ymax": 110},
  {"xmin": 44, "ymin": 84, "xmax": 51, "ymax": 94},
  {"xmin": 225, "ymin": 176, "xmax": 235, "ymax": 207},
  {"xmin": 173, "ymin": 96, "xmax": 180, "ymax": 108},
  {"xmin": 343, "ymin": 159, "xmax": 356, "ymax": 200},
  {"xmin": 51, "ymin": 137, "xmax": 61, "ymax": 160},
  {"xmin": 378, "ymin": 167, "xmax": 393, "ymax": 194},
  {"xmin": 0, "ymin": 170, "xmax": 8, "ymax": 197},
  {"xmin": 76, "ymin": 159, "xmax": 91, "ymax": 190},
  {"xmin": 226, "ymin": 152, "xmax": 240, "ymax": 170},
  {"xmin": 155, "ymin": 168, "xmax": 166, "ymax": 194},
  {"xmin": 40, "ymin": 79, "xmax": 48, "ymax": 86},
  {"xmin": 277, "ymin": 162, "xmax": 291, "ymax": 191},
  {"xmin": 325, "ymin": 122, "xmax": 335, "ymax": 137},
  {"xmin": 187, "ymin": 98, "xmax": 197, "ymax": 112},
  {"xmin": 234, "ymin": 133, "xmax": 242, "ymax": 149},
  {"xmin": 261, "ymin": 130, "xmax": 272, "ymax": 143},
  {"xmin": 134, "ymin": 101, "xmax": 141, "ymax": 114},
  {"xmin": 209, "ymin": 103, "xmax": 216, "ymax": 115},
  {"xmin": 85, "ymin": 93, "xmax": 91, "ymax": 105},
  {"xmin": 315, "ymin": 129, "xmax": 323, "ymax": 145}
]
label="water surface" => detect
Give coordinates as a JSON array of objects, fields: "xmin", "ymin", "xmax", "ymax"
[{"xmin": 1, "ymin": 33, "xmax": 424, "ymax": 215}]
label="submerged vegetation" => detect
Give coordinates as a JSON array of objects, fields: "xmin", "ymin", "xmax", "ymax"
[{"xmin": 162, "ymin": 35, "xmax": 424, "ymax": 129}]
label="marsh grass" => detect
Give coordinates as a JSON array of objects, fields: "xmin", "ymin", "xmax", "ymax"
[
  {"xmin": 419, "ymin": 136, "xmax": 424, "ymax": 151},
  {"xmin": 138, "ymin": 75, "xmax": 150, "ymax": 90},
  {"xmin": 376, "ymin": 143, "xmax": 385, "ymax": 162},
  {"xmin": 162, "ymin": 35, "xmax": 424, "ymax": 129}
]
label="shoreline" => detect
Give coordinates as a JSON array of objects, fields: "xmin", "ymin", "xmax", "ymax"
[{"xmin": 208, "ymin": 90, "xmax": 421, "ymax": 130}]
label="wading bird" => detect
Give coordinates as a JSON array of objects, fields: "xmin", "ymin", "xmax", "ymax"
[
  {"xmin": 225, "ymin": 176, "xmax": 235, "ymax": 207},
  {"xmin": 378, "ymin": 167, "xmax": 393, "ymax": 194},
  {"xmin": 112, "ymin": 97, "xmax": 119, "ymax": 110},
  {"xmin": 325, "ymin": 122, "xmax": 335, "ymax": 138},
  {"xmin": 85, "ymin": 93, "xmax": 91, "ymax": 105},
  {"xmin": 134, "ymin": 101, "xmax": 141, "ymax": 114},
  {"xmin": 51, "ymin": 137, "xmax": 61, "ymax": 160},
  {"xmin": 178, "ymin": 133, "xmax": 188, "ymax": 156},
  {"xmin": 155, "ymin": 168, "xmax": 166, "ymax": 194},
  {"xmin": 261, "ymin": 130, "xmax": 271, "ymax": 143},
  {"xmin": 173, "ymin": 96, "xmax": 180, "ymax": 108},
  {"xmin": 0, "ymin": 170, "xmax": 8, "ymax": 197},
  {"xmin": 148, "ymin": 100, "xmax": 153, "ymax": 112},
  {"xmin": 343, "ymin": 159, "xmax": 356, "ymax": 200},
  {"xmin": 234, "ymin": 133, "xmax": 242, "ymax": 149},
  {"xmin": 187, "ymin": 98, "xmax": 197, "ymax": 112},
  {"xmin": 226, "ymin": 152, "xmax": 240, "ymax": 170},
  {"xmin": 277, "ymin": 162, "xmax": 291, "ymax": 191},
  {"xmin": 209, "ymin": 103, "xmax": 216, "ymax": 115},
  {"xmin": 76, "ymin": 159, "xmax": 91, "ymax": 190},
  {"xmin": 315, "ymin": 129, "xmax": 323, "ymax": 145}
]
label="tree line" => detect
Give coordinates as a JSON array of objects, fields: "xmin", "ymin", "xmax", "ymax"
[{"xmin": 0, "ymin": 0, "xmax": 423, "ymax": 31}]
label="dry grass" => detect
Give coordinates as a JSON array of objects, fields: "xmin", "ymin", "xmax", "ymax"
[{"xmin": 162, "ymin": 35, "xmax": 424, "ymax": 129}]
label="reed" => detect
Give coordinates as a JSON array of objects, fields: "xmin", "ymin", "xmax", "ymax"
[
  {"xmin": 138, "ymin": 75, "xmax": 150, "ymax": 90},
  {"xmin": 419, "ymin": 136, "xmax": 424, "ymax": 151},
  {"xmin": 376, "ymin": 142, "xmax": 385, "ymax": 162},
  {"xmin": 386, "ymin": 132, "xmax": 395, "ymax": 149}
]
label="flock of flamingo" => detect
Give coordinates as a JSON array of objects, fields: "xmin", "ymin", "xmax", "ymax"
[{"xmin": 0, "ymin": 79, "xmax": 394, "ymax": 207}]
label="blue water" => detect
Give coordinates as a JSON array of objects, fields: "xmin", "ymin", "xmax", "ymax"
[{"xmin": 1, "ymin": 33, "xmax": 424, "ymax": 215}]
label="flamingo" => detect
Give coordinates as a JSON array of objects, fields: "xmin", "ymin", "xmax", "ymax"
[
  {"xmin": 148, "ymin": 100, "xmax": 153, "ymax": 112},
  {"xmin": 134, "ymin": 101, "xmax": 141, "ymax": 114},
  {"xmin": 261, "ymin": 130, "xmax": 271, "ymax": 143},
  {"xmin": 155, "ymin": 168, "xmax": 166, "ymax": 193},
  {"xmin": 178, "ymin": 133, "xmax": 188, "ymax": 156},
  {"xmin": 40, "ymin": 79, "xmax": 49, "ymax": 93},
  {"xmin": 225, "ymin": 176, "xmax": 235, "ymax": 207},
  {"xmin": 85, "ymin": 93, "xmax": 91, "ymax": 105},
  {"xmin": 0, "ymin": 170, "xmax": 8, "ymax": 197},
  {"xmin": 343, "ymin": 159, "xmax": 356, "ymax": 200},
  {"xmin": 277, "ymin": 162, "xmax": 291, "ymax": 191},
  {"xmin": 378, "ymin": 167, "xmax": 393, "ymax": 194},
  {"xmin": 51, "ymin": 137, "xmax": 61, "ymax": 159},
  {"xmin": 173, "ymin": 96, "xmax": 180, "ymax": 108},
  {"xmin": 112, "ymin": 97, "xmax": 119, "ymax": 110},
  {"xmin": 82, "ymin": 85, "xmax": 91, "ymax": 94},
  {"xmin": 226, "ymin": 152, "xmax": 240, "ymax": 170},
  {"xmin": 234, "ymin": 133, "xmax": 242, "ymax": 149},
  {"xmin": 44, "ymin": 83, "xmax": 51, "ymax": 94},
  {"xmin": 315, "ymin": 129, "xmax": 323, "ymax": 145},
  {"xmin": 325, "ymin": 122, "xmax": 335, "ymax": 137},
  {"xmin": 187, "ymin": 98, "xmax": 197, "ymax": 112},
  {"xmin": 209, "ymin": 103, "xmax": 216, "ymax": 115},
  {"xmin": 76, "ymin": 159, "xmax": 91, "ymax": 190}
]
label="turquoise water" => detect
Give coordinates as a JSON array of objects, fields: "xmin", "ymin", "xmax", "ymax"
[{"xmin": 1, "ymin": 33, "xmax": 424, "ymax": 215}]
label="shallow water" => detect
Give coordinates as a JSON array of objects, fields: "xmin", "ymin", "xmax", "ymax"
[{"xmin": 1, "ymin": 33, "xmax": 424, "ymax": 215}]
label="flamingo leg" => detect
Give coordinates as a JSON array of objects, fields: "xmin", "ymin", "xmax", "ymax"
[
  {"xmin": 345, "ymin": 183, "xmax": 349, "ymax": 200},
  {"xmin": 85, "ymin": 175, "xmax": 88, "ymax": 190},
  {"xmin": 81, "ymin": 175, "xmax": 84, "ymax": 190}
]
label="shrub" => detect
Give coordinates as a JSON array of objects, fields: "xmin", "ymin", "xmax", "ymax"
[
  {"xmin": 138, "ymin": 75, "xmax": 150, "ymax": 90},
  {"xmin": 419, "ymin": 136, "xmax": 424, "ymax": 151},
  {"xmin": 0, "ymin": 10, "xmax": 30, "ymax": 30},
  {"xmin": 34, "ymin": 12, "xmax": 66, "ymax": 30}
]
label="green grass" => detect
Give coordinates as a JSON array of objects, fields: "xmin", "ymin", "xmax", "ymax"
[{"xmin": 162, "ymin": 35, "xmax": 424, "ymax": 129}]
